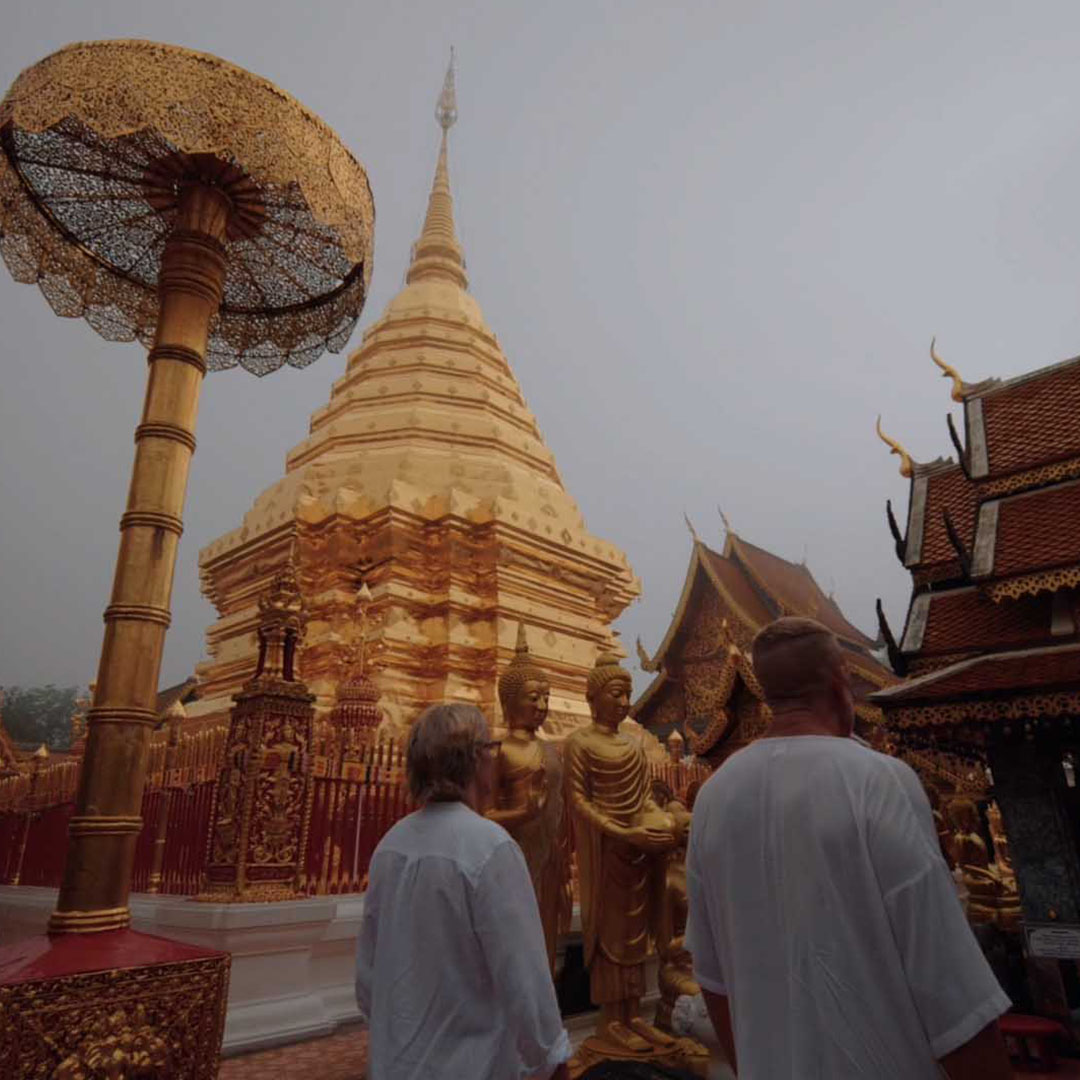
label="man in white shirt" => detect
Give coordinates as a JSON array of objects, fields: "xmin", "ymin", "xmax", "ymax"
[
  {"xmin": 686, "ymin": 617, "xmax": 1013, "ymax": 1079},
  {"xmin": 356, "ymin": 703, "xmax": 571, "ymax": 1080}
]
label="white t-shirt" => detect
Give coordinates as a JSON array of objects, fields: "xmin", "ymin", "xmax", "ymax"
[
  {"xmin": 686, "ymin": 735, "xmax": 1009, "ymax": 1079},
  {"xmin": 356, "ymin": 801, "xmax": 570, "ymax": 1080}
]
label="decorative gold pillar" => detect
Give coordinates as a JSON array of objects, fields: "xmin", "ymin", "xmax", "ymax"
[
  {"xmin": 50, "ymin": 183, "xmax": 227, "ymax": 934},
  {"xmin": 0, "ymin": 40, "xmax": 373, "ymax": 1079}
]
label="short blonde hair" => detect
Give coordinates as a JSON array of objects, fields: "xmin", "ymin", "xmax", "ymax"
[
  {"xmin": 751, "ymin": 617, "xmax": 844, "ymax": 706},
  {"xmin": 406, "ymin": 703, "xmax": 490, "ymax": 803}
]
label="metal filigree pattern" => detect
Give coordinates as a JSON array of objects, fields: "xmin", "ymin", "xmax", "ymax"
[
  {"xmin": 887, "ymin": 690, "xmax": 1080, "ymax": 728},
  {"xmin": 987, "ymin": 566, "xmax": 1080, "ymax": 602},
  {"xmin": 980, "ymin": 454, "xmax": 1080, "ymax": 499},
  {"xmin": 0, "ymin": 40, "xmax": 374, "ymax": 375},
  {"xmin": 0, "ymin": 954, "xmax": 229, "ymax": 1080}
]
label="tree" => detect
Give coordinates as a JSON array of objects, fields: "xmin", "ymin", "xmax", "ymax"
[{"xmin": 0, "ymin": 684, "xmax": 82, "ymax": 751}]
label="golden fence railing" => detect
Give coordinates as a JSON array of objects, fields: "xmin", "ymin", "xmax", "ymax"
[
  {"xmin": 1, "ymin": 728, "xmax": 710, "ymax": 895},
  {"xmin": 303, "ymin": 739, "xmax": 414, "ymax": 895}
]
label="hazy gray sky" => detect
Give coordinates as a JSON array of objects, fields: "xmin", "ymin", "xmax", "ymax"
[{"xmin": 3, "ymin": 1, "xmax": 1080, "ymax": 695}]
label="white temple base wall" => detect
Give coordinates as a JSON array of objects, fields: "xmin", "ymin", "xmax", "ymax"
[{"xmin": 0, "ymin": 886, "xmax": 364, "ymax": 1055}]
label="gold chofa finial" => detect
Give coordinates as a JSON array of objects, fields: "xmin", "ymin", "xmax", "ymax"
[
  {"xmin": 718, "ymin": 505, "xmax": 732, "ymax": 534},
  {"xmin": 683, "ymin": 512, "xmax": 700, "ymax": 543},
  {"xmin": 436, "ymin": 47, "xmax": 457, "ymax": 132},
  {"xmin": 876, "ymin": 416, "xmax": 914, "ymax": 478},
  {"xmin": 930, "ymin": 337, "xmax": 965, "ymax": 402}
]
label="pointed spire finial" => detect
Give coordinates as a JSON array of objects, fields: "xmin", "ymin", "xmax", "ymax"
[
  {"xmin": 718, "ymin": 504, "xmax": 733, "ymax": 535},
  {"xmin": 514, "ymin": 620, "xmax": 529, "ymax": 656},
  {"xmin": 930, "ymin": 337, "xmax": 966, "ymax": 402},
  {"xmin": 407, "ymin": 51, "xmax": 467, "ymax": 289},
  {"xmin": 436, "ymin": 48, "xmax": 458, "ymax": 132}
]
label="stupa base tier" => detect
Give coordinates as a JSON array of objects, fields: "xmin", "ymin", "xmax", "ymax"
[{"xmin": 0, "ymin": 929, "xmax": 229, "ymax": 1079}]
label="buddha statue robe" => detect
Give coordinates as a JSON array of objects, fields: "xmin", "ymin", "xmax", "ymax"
[{"xmin": 565, "ymin": 721, "xmax": 672, "ymax": 1013}]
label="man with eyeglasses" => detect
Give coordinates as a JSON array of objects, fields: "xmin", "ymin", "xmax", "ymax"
[{"xmin": 356, "ymin": 702, "xmax": 571, "ymax": 1080}]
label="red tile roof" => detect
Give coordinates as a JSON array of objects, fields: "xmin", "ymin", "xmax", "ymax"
[
  {"xmin": 981, "ymin": 358, "xmax": 1080, "ymax": 477},
  {"xmin": 874, "ymin": 643, "xmax": 1080, "ymax": 703},
  {"xmin": 913, "ymin": 464, "xmax": 977, "ymax": 575},
  {"xmin": 698, "ymin": 546, "xmax": 775, "ymax": 628},
  {"xmin": 914, "ymin": 587, "xmax": 1051, "ymax": 656},
  {"xmin": 990, "ymin": 480, "xmax": 1080, "ymax": 578},
  {"xmin": 729, "ymin": 536, "xmax": 875, "ymax": 647}
]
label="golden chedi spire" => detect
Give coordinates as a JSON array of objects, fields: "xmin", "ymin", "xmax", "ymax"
[
  {"xmin": 407, "ymin": 51, "xmax": 467, "ymax": 290},
  {"xmin": 197, "ymin": 52, "xmax": 639, "ymax": 735}
]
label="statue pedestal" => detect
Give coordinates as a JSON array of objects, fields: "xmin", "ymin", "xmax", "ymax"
[
  {"xmin": 0, "ymin": 928, "xmax": 228, "ymax": 1078},
  {"xmin": 569, "ymin": 1033, "xmax": 711, "ymax": 1077},
  {"xmin": 0, "ymin": 885, "xmax": 364, "ymax": 1054}
]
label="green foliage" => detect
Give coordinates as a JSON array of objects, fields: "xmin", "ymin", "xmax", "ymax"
[{"xmin": 0, "ymin": 684, "xmax": 82, "ymax": 751}]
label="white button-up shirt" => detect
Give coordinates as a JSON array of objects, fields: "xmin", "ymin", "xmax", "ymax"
[
  {"xmin": 687, "ymin": 736, "xmax": 1010, "ymax": 1079},
  {"xmin": 356, "ymin": 801, "xmax": 570, "ymax": 1080}
]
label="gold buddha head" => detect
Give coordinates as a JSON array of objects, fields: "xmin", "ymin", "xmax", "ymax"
[
  {"xmin": 498, "ymin": 623, "xmax": 550, "ymax": 733},
  {"xmin": 586, "ymin": 653, "xmax": 633, "ymax": 730}
]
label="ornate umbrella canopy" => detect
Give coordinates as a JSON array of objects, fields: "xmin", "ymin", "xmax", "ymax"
[{"xmin": 0, "ymin": 40, "xmax": 374, "ymax": 375}]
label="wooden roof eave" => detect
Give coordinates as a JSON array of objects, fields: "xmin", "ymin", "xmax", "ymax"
[
  {"xmin": 647, "ymin": 542, "xmax": 709, "ymax": 669},
  {"xmin": 630, "ymin": 669, "xmax": 670, "ymax": 721}
]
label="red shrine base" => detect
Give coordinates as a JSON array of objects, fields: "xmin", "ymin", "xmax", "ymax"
[{"xmin": 0, "ymin": 928, "xmax": 229, "ymax": 1079}]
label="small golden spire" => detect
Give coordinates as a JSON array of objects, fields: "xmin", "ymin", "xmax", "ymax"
[
  {"xmin": 408, "ymin": 49, "xmax": 467, "ymax": 289},
  {"xmin": 875, "ymin": 416, "xmax": 914, "ymax": 478},
  {"xmin": 718, "ymin": 505, "xmax": 733, "ymax": 534},
  {"xmin": 683, "ymin": 512, "xmax": 700, "ymax": 543},
  {"xmin": 930, "ymin": 337, "xmax": 965, "ymax": 402}
]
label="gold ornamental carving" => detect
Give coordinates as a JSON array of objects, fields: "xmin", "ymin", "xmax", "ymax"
[
  {"xmin": 0, "ymin": 954, "xmax": 229, "ymax": 1080},
  {"xmin": 0, "ymin": 39, "xmax": 374, "ymax": 374},
  {"xmin": 202, "ymin": 565, "xmax": 315, "ymax": 900}
]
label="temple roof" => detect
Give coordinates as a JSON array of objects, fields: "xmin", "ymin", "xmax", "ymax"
[
  {"xmin": 872, "ymin": 642, "xmax": 1080, "ymax": 705},
  {"xmin": 638, "ymin": 531, "xmax": 893, "ymax": 706},
  {"xmin": 967, "ymin": 355, "xmax": 1080, "ymax": 481},
  {"xmin": 901, "ymin": 461, "xmax": 977, "ymax": 585},
  {"xmin": 900, "ymin": 586, "xmax": 1053, "ymax": 658},
  {"xmin": 875, "ymin": 343, "xmax": 1080, "ymax": 719},
  {"xmin": 968, "ymin": 479, "xmax": 1080, "ymax": 599},
  {"xmin": 726, "ymin": 534, "xmax": 875, "ymax": 648}
]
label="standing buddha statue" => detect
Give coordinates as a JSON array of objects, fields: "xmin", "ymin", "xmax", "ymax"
[
  {"xmin": 486, "ymin": 623, "xmax": 570, "ymax": 973},
  {"xmin": 566, "ymin": 653, "xmax": 678, "ymax": 1058}
]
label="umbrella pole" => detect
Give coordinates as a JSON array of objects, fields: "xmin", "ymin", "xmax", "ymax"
[{"xmin": 50, "ymin": 182, "xmax": 230, "ymax": 933}]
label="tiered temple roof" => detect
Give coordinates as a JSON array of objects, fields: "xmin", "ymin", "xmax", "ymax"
[
  {"xmin": 873, "ymin": 349, "xmax": 1080, "ymax": 758},
  {"xmin": 633, "ymin": 527, "xmax": 893, "ymax": 766}
]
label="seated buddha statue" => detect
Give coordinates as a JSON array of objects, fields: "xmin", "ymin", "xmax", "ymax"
[
  {"xmin": 565, "ymin": 653, "xmax": 679, "ymax": 1057},
  {"xmin": 948, "ymin": 797, "xmax": 1021, "ymax": 931},
  {"xmin": 485, "ymin": 623, "xmax": 570, "ymax": 973}
]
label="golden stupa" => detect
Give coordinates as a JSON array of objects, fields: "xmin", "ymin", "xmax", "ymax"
[{"xmin": 193, "ymin": 60, "xmax": 639, "ymax": 735}]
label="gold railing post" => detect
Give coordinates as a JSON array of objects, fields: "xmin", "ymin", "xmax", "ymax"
[
  {"xmin": 50, "ymin": 184, "xmax": 229, "ymax": 934},
  {"xmin": 147, "ymin": 703, "xmax": 184, "ymax": 894}
]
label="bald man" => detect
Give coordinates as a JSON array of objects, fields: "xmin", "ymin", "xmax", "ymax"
[{"xmin": 685, "ymin": 617, "xmax": 1012, "ymax": 1079}]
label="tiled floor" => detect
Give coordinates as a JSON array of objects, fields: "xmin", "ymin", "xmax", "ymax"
[
  {"xmin": 219, "ymin": 1027, "xmax": 369, "ymax": 1080},
  {"xmin": 216, "ymin": 1025, "xmax": 1080, "ymax": 1078}
]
